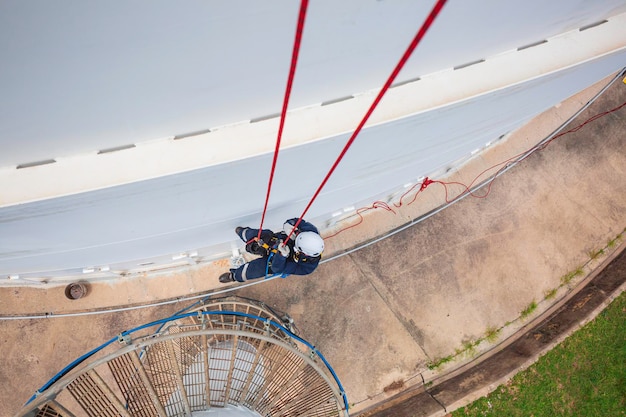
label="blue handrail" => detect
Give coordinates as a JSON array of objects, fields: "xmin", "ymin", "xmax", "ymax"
[{"xmin": 26, "ymin": 335, "xmax": 118, "ymax": 404}]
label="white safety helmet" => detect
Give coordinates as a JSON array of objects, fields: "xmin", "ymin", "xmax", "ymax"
[{"xmin": 294, "ymin": 232, "xmax": 324, "ymax": 257}]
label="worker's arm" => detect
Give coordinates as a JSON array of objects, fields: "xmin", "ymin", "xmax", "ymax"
[{"xmin": 283, "ymin": 218, "xmax": 320, "ymax": 236}]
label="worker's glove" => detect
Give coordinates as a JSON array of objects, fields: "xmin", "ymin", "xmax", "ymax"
[
  {"xmin": 277, "ymin": 241, "xmax": 291, "ymax": 258},
  {"xmin": 246, "ymin": 238, "xmax": 268, "ymax": 256}
]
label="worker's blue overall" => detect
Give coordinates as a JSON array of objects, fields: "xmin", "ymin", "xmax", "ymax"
[{"xmin": 231, "ymin": 218, "xmax": 321, "ymax": 282}]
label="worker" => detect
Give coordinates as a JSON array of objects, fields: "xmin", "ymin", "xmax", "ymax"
[{"xmin": 219, "ymin": 218, "xmax": 324, "ymax": 283}]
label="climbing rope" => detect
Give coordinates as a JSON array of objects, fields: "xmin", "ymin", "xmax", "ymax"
[
  {"xmin": 258, "ymin": 0, "xmax": 310, "ymax": 239},
  {"xmin": 286, "ymin": 0, "xmax": 448, "ymax": 241}
]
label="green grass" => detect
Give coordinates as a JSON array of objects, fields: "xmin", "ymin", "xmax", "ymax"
[
  {"xmin": 588, "ymin": 248, "xmax": 605, "ymax": 260},
  {"xmin": 485, "ymin": 326, "xmax": 500, "ymax": 343},
  {"xmin": 561, "ymin": 267, "xmax": 584, "ymax": 286},
  {"xmin": 520, "ymin": 300, "xmax": 537, "ymax": 319},
  {"xmin": 428, "ymin": 354, "xmax": 454, "ymax": 370},
  {"xmin": 544, "ymin": 288, "xmax": 558, "ymax": 300},
  {"xmin": 452, "ymin": 291, "xmax": 626, "ymax": 416}
]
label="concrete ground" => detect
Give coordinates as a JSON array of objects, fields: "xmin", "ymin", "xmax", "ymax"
[{"xmin": 1, "ymin": 71, "xmax": 625, "ymax": 417}]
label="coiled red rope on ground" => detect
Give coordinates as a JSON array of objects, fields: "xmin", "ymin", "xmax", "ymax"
[{"xmin": 325, "ymin": 98, "xmax": 626, "ymax": 239}]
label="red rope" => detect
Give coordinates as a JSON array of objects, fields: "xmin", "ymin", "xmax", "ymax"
[
  {"xmin": 287, "ymin": 0, "xmax": 448, "ymax": 240},
  {"xmin": 324, "ymin": 201, "xmax": 396, "ymax": 239},
  {"xmin": 324, "ymin": 97, "xmax": 626, "ymax": 238},
  {"xmin": 258, "ymin": 0, "xmax": 310, "ymax": 239},
  {"xmin": 436, "ymin": 99, "xmax": 626, "ymax": 203}
]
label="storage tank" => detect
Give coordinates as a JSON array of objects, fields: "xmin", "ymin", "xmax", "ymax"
[{"xmin": 1, "ymin": 1, "xmax": 625, "ymax": 283}]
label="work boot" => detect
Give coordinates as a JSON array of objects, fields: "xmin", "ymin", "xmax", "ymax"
[{"xmin": 219, "ymin": 272, "xmax": 235, "ymax": 283}]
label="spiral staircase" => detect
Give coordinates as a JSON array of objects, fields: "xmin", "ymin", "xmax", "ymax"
[{"xmin": 18, "ymin": 297, "xmax": 348, "ymax": 417}]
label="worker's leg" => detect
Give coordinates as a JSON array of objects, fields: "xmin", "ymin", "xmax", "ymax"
[
  {"xmin": 236, "ymin": 227, "xmax": 270, "ymax": 241},
  {"xmin": 232, "ymin": 257, "xmax": 271, "ymax": 282},
  {"xmin": 237, "ymin": 227, "xmax": 276, "ymax": 256},
  {"xmin": 236, "ymin": 227, "xmax": 275, "ymax": 242}
]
